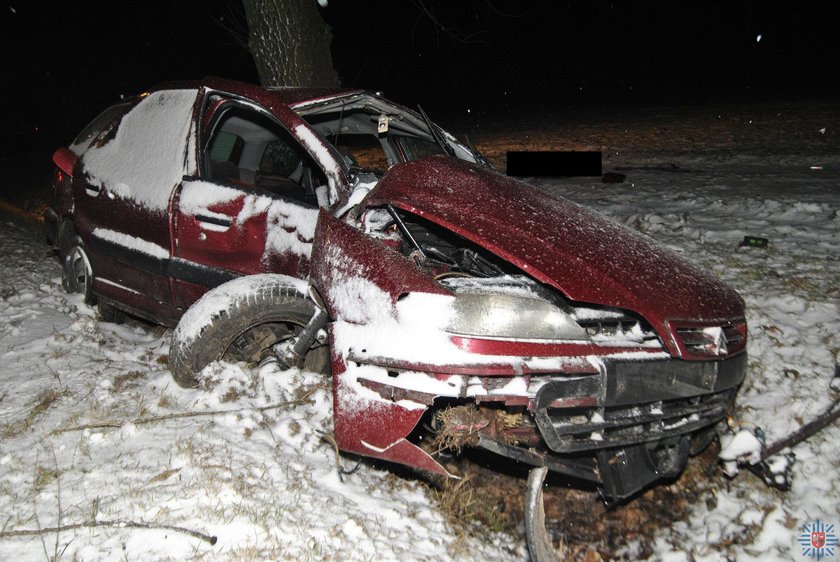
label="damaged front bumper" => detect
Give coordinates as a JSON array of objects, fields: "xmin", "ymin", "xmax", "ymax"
[
  {"xmin": 333, "ymin": 345, "xmax": 746, "ymax": 502},
  {"xmin": 532, "ymin": 353, "xmax": 745, "ymax": 500}
]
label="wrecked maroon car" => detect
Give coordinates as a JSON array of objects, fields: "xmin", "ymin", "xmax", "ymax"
[{"xmin": 45, "ymin": 78, "xmax": 747, "ymax": 505}]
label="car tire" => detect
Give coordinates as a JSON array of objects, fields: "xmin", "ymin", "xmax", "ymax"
[
  {"xmin": 60, "ymin": 235, "xmax": 96, "ymax": 305},
  {"xmin": 169, "ymin": 275, "xmax": 329, "ymax": 388}
]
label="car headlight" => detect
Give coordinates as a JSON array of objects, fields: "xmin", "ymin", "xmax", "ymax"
[{"xmin": 446, "ymin": 292, "xmax": 590, "ymax": 341}]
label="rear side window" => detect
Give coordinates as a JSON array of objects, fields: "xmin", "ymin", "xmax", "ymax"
[
  {"xmin": 69, "ymin": 102, "xmax": 131, "ymax": 155},
  {"xmin": 82, "ymin": 89, "xmax": 198, "ymax": 212}
]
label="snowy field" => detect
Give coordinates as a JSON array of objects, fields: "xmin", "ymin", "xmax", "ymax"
[{"xmin": 1, "ymin": 99, "xmax": 838, "ymax": 561}]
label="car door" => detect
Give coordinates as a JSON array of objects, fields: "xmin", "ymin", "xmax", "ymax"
[
  {"xmin": 170, "ymin": 96, "xmax": 327, "ymax": 309},
  {"xmin": 74, "ymin": 89, "xmax": 200, "ymax": 322}
]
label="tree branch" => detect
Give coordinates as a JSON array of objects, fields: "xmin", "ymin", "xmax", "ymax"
[
  {"xmin": 50, "ymin": 387, "xmax": 321, "ymax": 436},
  {"xmin": 0, "ymin": 519, "xmax": 217, "ymax": 545}
]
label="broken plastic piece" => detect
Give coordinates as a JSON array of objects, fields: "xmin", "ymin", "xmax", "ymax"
[
  {"xmin": 719, "ymin": 427, "xmax": 765, "ymax": 477},
  {"xmin": 739, "ymin": 236, "xmax": 769, "ymax": 248}
]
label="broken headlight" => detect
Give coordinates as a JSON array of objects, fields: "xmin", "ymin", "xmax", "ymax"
[{"xmin": 446, "ymin": 293, "xmax": 590, "ymax": 341}]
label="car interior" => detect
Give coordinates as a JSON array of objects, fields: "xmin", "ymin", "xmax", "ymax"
[
  {"xmin": 295, "ymin": 92, "xmax": 476, "ymax": 173},
  {"xmin": 204, "ymin": 105, "xmax": 327, "ymax": 207}
]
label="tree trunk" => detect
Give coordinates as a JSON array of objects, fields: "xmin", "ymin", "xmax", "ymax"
[{"xmin": 242, "ymin": 0, "xmax": 339, "ymax": 88}]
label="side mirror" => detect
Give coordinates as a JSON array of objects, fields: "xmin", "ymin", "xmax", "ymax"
[{"xmin": 52, "ymin": 147, "xmax": 78, "ymax": 177}]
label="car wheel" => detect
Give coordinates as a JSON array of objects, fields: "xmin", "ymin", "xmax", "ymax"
[
  {"xmin": 169, "ymin": 275, "xmax": 329, "ymax": 388},
  {"xmin": 61, "ymin": 236, "xmax": 96, "ymax": 305}
]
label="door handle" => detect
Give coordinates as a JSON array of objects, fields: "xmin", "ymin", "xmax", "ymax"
[{"xmin": 195, "ymin": 214, "xmax": 232, "ymax": 227}]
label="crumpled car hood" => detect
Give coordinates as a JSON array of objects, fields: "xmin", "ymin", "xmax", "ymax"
[{"xmin": 364, "ymin": 156, "xmax": 745, "ymax": 351}]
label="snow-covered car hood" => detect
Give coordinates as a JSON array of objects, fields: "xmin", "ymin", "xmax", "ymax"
[{"xmin": 364, "ymin": 156, "xmax": 745, "ymax": 344}]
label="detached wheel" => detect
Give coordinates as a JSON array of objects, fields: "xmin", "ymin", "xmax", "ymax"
[
  {"xmin": 61, "ymin": 235, "xmax": 95, "ymax": 305},
  {"xmin": 169, "ymin": 274, "xmax": 329, "ymax": 388}
]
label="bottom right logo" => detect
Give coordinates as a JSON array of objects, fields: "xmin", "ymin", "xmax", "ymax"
[{"xmin": 799, "ymin": 519, "xmax": 838, "ymax": 560}]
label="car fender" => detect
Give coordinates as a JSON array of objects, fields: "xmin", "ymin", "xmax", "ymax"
[{"xmin": 310, "ymin": 210, "xmax": 453, "ymax": 477}]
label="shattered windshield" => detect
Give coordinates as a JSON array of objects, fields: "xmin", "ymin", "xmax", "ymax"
[{"xmin": 292, "ymin": 93, "xmax": 476, "ymax": 176}]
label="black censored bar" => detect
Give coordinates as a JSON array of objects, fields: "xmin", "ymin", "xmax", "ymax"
[{"xmin": 506, "ymin": 151, "xmax": 602, "ymax": 177}]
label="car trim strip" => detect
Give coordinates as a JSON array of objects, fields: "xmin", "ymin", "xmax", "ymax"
[{"xmin": 90, "ymin": 232, "xmax": 239, "ymax": 288}]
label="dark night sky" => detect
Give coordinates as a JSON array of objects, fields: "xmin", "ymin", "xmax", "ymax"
[{"xmin": 1, "ymin": 1, "xmax": 838, "ymax": 156}]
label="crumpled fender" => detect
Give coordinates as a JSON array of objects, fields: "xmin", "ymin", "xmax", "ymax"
[
  {"xmin": 310, "ymin": 210, "xmax": 452, "ymax": 477},
  {"xmin": 310, "ymin": 210, "xmax": 449, "ymax": 317}
]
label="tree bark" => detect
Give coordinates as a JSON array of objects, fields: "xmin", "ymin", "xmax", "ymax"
[{"xmin": 243, "ymin": 0, "xmax": 339, "ymax": 88}]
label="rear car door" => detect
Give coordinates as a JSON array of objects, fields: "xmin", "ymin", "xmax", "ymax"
[{"xmin": 75, "ymin": 89, "xmax": 199, "ymax": 322}]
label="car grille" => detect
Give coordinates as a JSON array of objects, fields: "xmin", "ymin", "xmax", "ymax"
[
  {"xmin": 572, "ymin": 308, "xmax": 660, "ymax": 346},
  {"xmin": 532, "ymin": 354, "xmax": 746, "ymax": 453},
  {"xmin": 671, "ymin": 320, "xmax": 747, "ymax": 359},
  {"xmin": 535, "ymin": 389, "xmax": 736, "ymax": 453}
]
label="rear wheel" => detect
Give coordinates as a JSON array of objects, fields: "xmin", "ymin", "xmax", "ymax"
[
  {"xmin": 169, "ymin": 275, "xmax": 329, "ymax": 388},
  {"xmin": 61, "ymin": 235, "xmax": 95, "ymax": 305}
]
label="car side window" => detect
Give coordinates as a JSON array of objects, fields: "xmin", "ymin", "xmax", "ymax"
[
  {"xmin": 203, "ymin": 105, "xmax": 327, "ymax": 207},
  {"xmin": 208, "ymin": 131, "xmax": 244, "ymax": 164},
  {"xmin": 69, "ymin": 102, "xmax": 131, "ymax": 155},
  {"xmin": 82, "ymin": 89, "xmax": 198, "ymax": 213}
]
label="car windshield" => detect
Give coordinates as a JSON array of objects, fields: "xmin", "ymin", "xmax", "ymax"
[{"xmin": 292, "ymin": 93, "xmax": 476, "ymax": 175}]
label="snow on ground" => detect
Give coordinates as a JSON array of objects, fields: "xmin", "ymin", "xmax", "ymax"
[
  {"xmin": 0, "ymin": 224, "xmax": 519, "ymax": 561},
  {"xmin": 532, "ymin": 166, "xmax": 839, "ymax": 560},
  {"xmin": 1, "ymin": 99, "xmax": 839, "ymax": 560}
]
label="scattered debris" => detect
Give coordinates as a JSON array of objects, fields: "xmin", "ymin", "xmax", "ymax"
[
  {"xmin": 739, "ymin": 235, "xmax": 769, "ymax": 248},
  {"xmin": 432, "ymin": 405, "xmax": 524, "ymax": 454},
  {"xmin": 0, "ymin": 518, "xmax": 217, "ymax": 545},
  {"xmin": 720, "ymin": 390, "xmax": 840, "ymax": 491},
  {"xmin": 49, "ymin": 393, "xmax": 317, "ymax": 435},
  {"xmin": 601, "ymin": 172, "xmax": 626, "ymax": 183}
]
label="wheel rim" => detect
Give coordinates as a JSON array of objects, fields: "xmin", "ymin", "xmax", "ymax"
[
  {"xmin": 65, "ymin": 246, "xmax": 92, "ymax": 296},
  {"xmin": 228, "ymin": 320, "xmax": 328, "ymax": 373}
]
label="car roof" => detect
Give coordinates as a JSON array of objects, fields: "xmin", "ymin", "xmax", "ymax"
[{"xmin": 145, "ymin": 77, "xmax": 365, "ymax": 109}]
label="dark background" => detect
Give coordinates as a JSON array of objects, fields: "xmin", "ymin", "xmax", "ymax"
[{"xmin": 1, "ymin": 1, "xmax": 838, "ymax": 156}]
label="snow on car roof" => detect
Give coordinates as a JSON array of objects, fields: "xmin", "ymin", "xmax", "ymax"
[{"xmin": 148, "ymin": 77, "xmax": 363, "ymax": 108}]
